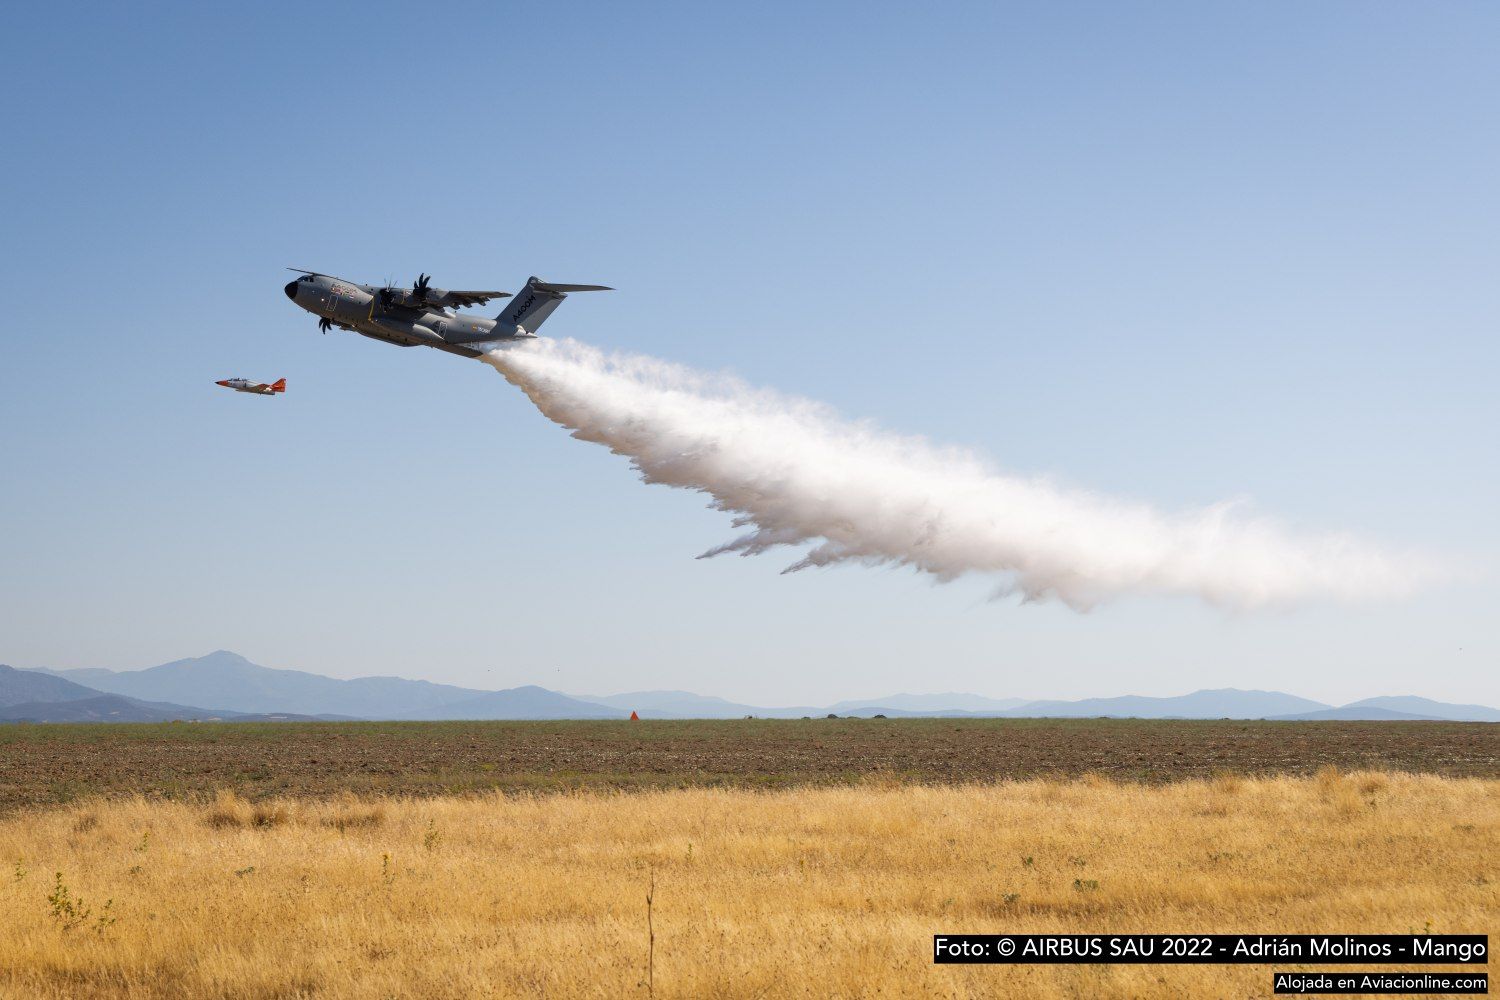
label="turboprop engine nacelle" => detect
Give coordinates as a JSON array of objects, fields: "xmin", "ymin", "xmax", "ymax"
[{"xmin": 382, "ymin": 286, "xmax": 451, "ymax": 309}]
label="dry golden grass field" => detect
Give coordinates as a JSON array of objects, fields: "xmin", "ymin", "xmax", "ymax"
[{"xmin": 0, "ymin": 770, "xmax": 1494, "ymax": 998}]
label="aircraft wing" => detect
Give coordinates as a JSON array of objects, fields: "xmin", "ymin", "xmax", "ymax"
[{"xmin": 439, "ymin": 290, "xmax": 512, "ymax": 308}]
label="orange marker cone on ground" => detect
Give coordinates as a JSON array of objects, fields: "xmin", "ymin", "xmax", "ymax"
[{"xmin": 630, "ymin": 711, "xmax": 640, "ymax": 721}]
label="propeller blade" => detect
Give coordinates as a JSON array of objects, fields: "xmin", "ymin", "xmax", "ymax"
[{"xmin": 318, "ymin": 317, "xmax": 332, "ymax": 333}]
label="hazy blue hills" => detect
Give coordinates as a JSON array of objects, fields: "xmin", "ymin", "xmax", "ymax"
[
  {"xmin": 0, "ymin": 694, "xmax": 215, "ymax": 723},
  {"xmin": 579, "ymin": 690, "xmax": 805, "ymax": 718},
  {"xmin": 9, "ymin": 653, "xmax": 1498, "ymax": 723},
  {"xmin": 0, "ymin": 694, "xmax": 329, "ymax": 724},
  {"xmin": 599, "ymin": 688, "xmax": 1494, "ymax": 722},
  {"xmin": 997, "ymin": 688, "xmax": 1331, "ymax": 720},
  {"xmin": 1265, "ymin": 698, "xmax": 1500, "ymax": 722},
  {"xmin": 0, "ymin": 664, "xmax": 332, "ymax": 723},
  {"xmin": 34, "ymin": 653, "xmax": 622, "ymax": 721},
  {"xmin": 1340, "ymin": 696, "xmax": 1500, "ymax": 722},
  {"xmin": 572, "ymin": 691, "xmax": 1013, "ymax": 719},
  {"xmin": 0, "ymin": 664, "xmax": 103, "ymax": 707},
  {"xmin": 830, "ymin": 693, "xmax": 1032, "ymax": 713},
  {"xmin": 35, "ymin": 651, "xmax": 497, "ymax": 719},
  {"xmin": 1266, "ymin": 706, "xmax": 1444, "ymax": 722},
  {"xmin": 576, "ymin": 691, "xmax": 1035, "ymax": 718},
  {"xmin": 423, "ymin": 686, "xmax": 624, "ymax": 721}
]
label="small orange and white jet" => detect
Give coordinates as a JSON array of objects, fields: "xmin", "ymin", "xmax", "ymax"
[{"xmin": 216, "ymin": 376, "xmax": 285, "ymax": 396}]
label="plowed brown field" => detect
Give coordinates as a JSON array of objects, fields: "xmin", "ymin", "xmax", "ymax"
[{"xmin": 1, "ymin": 718, "xmax": 1493, "ymax": 809}]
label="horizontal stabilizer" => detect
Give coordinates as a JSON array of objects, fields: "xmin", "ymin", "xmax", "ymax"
[{"xmin": 534, "ymin": 281, "xmax": 613, "ymax": 293}]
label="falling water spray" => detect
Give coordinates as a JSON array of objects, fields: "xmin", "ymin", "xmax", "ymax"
[{"xmin": 482, "ymin": 338, "xmax": 1430, "ymax": 611}]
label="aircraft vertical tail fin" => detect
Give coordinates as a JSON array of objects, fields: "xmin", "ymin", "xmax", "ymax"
[
  {"xmin": 493, "ymin": 277, "xmax": 612, "ymax": 337},
  {"xmin": 271, "ymin": 378, "xmax": 286, "ymax": 393}
]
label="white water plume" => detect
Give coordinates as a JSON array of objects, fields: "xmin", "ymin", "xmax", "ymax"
[{"xmin": 482, "ymin": 338, "xmax": 1429, "ymax": 611}]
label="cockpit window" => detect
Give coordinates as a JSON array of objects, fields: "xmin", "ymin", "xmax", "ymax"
[{"xmin": 298, "ymin": 274, "xmax": 316, "ymax": 283}]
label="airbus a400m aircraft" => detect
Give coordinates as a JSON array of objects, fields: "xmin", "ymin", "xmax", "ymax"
[{"xmin": 283, "ymin": 270, "xmax": 611, "ymax": 358}]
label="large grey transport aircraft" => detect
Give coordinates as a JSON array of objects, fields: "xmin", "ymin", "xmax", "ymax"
[{"xmin": 283, "ymin": 271, "xmax": 610, "ymax": 358}]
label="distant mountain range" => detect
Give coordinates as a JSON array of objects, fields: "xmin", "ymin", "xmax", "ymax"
[
  {"xmin": 832, "ymin": 693, "xmax": 1033, "ymax": 713},
  {"xmin": 0, "ymin": 663, "xmax": 332, "ymax": 723},
  {"xmin": 16, "ymin": 653, "xmax": 612, "ymax": 722},
  {"xmin": 1266, "ymin": 697, "xmax": 1500, "ymax": 723},
  {"xmin": 4, "ymin": 651, "xmax": 1497, "ymax": 723},
  {"xmin": 42, "ymin": 653, "xmax": 493, "ymax": 718},
  {"xmin": 576, "ymin": 690, "xmax": 1036, "ymax": 718},
  {"xmin": 1006, "ymin": 689, "xmax": 1330, "ymax": 720}
]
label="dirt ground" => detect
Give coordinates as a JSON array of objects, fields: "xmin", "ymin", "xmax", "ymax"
[{"xmin": 0, "ymin": 717, "xmax": 1494, "ymax": 810}]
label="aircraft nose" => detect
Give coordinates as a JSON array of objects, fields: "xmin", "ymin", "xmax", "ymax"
[{"xmin": 284, "ymin": 280, "xmax": 299, "ymax": 301}]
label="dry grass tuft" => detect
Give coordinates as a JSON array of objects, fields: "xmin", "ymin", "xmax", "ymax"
[
  {"xmin": 1316, "ymin": 762, "xmax": 1344, "ymax": 789},
  {"xmin": 0, "ymin": 773, "xmax": 1492, "ymax": 999},
  {"xmin": 250, "ymin": 802, "xmax": 291, "ymax": 829},
  {"xmin": 202, "ymin": 789, "xmax": 252, "ymax": 829},
  {"xmin": 318, "ymin": 793, "xmax": 386, "ymax": 832}
]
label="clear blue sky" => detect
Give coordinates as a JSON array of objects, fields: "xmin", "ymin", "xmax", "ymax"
[{"xmin": 2, "ymin": 2, "xmax": 1495, "ymax": 705}]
